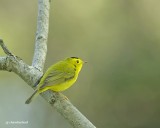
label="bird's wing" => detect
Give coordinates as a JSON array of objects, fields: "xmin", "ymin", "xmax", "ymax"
[{"xmin": 39, "ymin": 67, "xmax": 75, "ymax": 89}]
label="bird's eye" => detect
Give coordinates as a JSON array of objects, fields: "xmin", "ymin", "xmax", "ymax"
[{"xmin": 76, "ymin": 60, "xmax": 79, "ymax": 63}]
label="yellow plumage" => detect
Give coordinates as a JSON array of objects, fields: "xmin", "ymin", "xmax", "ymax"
[{"xmin": 25, "ymin": 57, "xmax": 84, "ymax": 104}]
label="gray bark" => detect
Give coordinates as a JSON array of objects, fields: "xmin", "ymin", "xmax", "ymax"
[{"xmin": 0, "ymin": 0, "xmax": 96, "ymax": 128}]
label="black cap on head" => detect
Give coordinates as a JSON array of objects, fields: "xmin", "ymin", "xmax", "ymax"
[{"xmin": 70, "ymin": 57, "xmax": 79, "ymax": 59}]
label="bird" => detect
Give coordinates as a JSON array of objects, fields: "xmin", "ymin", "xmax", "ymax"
[{"xmin": 25, "ymin": 57, "xmax": 85, "ymax": 104}]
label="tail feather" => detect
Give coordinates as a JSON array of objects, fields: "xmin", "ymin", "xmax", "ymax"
[{"xmin": 25, "ymin": 90, "xmax": 39, "ymax": 104}]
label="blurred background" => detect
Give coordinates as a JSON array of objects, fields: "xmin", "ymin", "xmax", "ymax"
[{"xmin": 0, "ymin": 0, "xmax": 160, "ymax": 128}]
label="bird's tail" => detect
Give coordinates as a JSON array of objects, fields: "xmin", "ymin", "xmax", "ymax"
[{"xmin": 25, "ymin": 90, "xmax": 39, "ymax": 104}]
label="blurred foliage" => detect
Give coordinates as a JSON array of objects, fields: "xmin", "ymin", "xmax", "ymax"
[{"xmin": 0, "ymin": 0, "xmax": 160, "ymax": 128}]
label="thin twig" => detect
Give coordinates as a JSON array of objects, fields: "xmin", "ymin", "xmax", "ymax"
[
  {"xmin": 0, "ymin": 39, "xmax": 13, "ymax": 56},
  {"xmin": 0, "ymin": 39, "xmax": 21, "ymax": 60}
]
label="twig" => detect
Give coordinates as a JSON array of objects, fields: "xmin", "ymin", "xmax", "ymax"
[
  {"xmin": 0, "ymin": 39, "xmax": 21, "ymax": 60},
  {"xmin": 0, "ymin": 39, "xmax": 13, "ymax": 56}
]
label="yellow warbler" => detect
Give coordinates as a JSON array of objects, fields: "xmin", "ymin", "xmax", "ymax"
[{"xmin": 25, "ymin": 57, "xmax": 85, "ymax": 104}]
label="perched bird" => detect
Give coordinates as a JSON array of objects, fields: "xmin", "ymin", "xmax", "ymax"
[{"xmin": 25, "ymin": 57, "xmax": 85, "ymax": 104}]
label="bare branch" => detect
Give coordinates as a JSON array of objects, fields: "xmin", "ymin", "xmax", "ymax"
[
  {"xmin": 0, "ymin": 38, "xmax": 96, "ymax": 127},
  {"xmin": 0, "ymin": 54, "xmax": 96, "ymax": 128},
  {"xmin": 42, "ymin": 91, "xmax": 96, "ymax": 128},
  {"xmin": 0, "ymin": 39, "xmax": 42, "ymax": 85},
  {"xmin": 32, "ymin": 0, "xmax": 50, "ymax": 71},
  {"xmin": 0, "ymin": 0, "xmax": 97, "ymax": 127},
  {"xmin": 0, "ymin": 56, "xmax": 42, "ymax": 86}
]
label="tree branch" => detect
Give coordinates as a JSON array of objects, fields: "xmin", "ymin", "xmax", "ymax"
[
  {"xmin": 0, "ymin": 39, "xmax": 42, "ymax": 86},
  {"xmin": 32, "ymin": 0, "xmax": 50, "ymax": 71},
  {"xmin": 0, "ymin": 0, "xmax": 96, "ymax": 127},
  {"xmin": 42, "ymin": 91, "xmax": 96, "ymax": 128},
  {"xmin": 0, "ymin": 43, "xmax": 96, "ymax": 127}
]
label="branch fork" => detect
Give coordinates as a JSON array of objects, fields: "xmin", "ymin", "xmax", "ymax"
[{"xmin": 0, "ymin": 0, "xmax": 96, "ymax": 127}]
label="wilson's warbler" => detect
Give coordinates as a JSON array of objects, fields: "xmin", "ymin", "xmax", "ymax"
[{"xmin": 25, "ymin": 57, "xmax": 85, "ymax": 104}]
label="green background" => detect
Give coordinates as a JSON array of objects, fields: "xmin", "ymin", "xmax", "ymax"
[{"xmin": 0, "ymin": 0, "xmax": 160, "ymax": 128}]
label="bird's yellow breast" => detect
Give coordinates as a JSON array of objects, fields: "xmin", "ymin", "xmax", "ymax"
[
  {"xmin": 39, "ymin": 74, "xmax": 78, "ymax": 93},
  {"xmin": 50, "ymin": 77, "xmax": 77, "ymax": 92}
]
